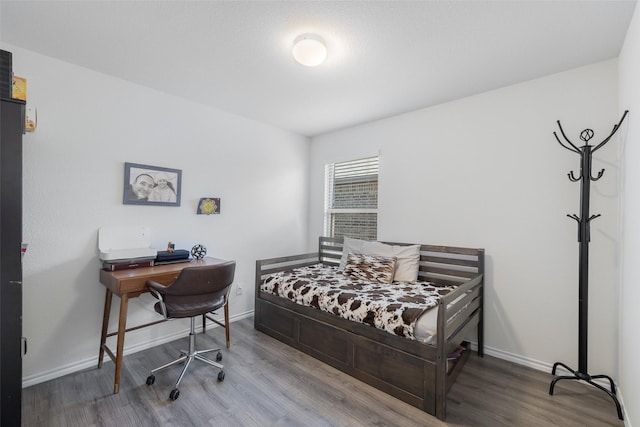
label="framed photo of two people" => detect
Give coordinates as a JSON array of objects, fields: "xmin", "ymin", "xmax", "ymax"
[{"xmin": 123, "ymin": 162, "xmax": 182, "ymax": 206}]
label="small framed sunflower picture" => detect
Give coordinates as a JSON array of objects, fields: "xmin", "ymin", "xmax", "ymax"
[{"xmin": 197, "ymin": 197, "xmax": 220, "ymax": 215}]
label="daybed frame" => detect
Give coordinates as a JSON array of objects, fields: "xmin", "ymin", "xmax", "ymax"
[{"xmin": 254, "ymin": 236, "xmax": 484, "ymax": 420}]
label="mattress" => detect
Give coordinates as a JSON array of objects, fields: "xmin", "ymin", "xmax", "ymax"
[
  {"xmin": 261, "ymin": 263, "xmax": 458, "ymax": 342},
  {"xmin": 414, "ymin": 303, "xmax": 442, "ymax": 344}
]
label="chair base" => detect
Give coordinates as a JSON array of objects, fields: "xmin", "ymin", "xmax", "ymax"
[{"xmin": 146, "ymin": 317, "xmax": 225, "ymax": 400}]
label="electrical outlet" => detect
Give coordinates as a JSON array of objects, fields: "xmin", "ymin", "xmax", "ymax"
[{"xmin": 236, "ymin": 285, "xmax": 243, "ymax": 295}]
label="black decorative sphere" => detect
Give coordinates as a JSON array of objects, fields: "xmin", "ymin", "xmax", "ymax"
[
  {"xmin": 580, "ymin": 129, "xmax": 594, "ymax": 142},
  {"xmin": 191, "ymin": 244, "xmax": 207, "ymax": 260}
]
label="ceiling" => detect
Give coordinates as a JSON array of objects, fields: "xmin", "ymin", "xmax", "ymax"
[{"xmin": 0, "ymin": 1, "xmax": 636, "ymax": 137}]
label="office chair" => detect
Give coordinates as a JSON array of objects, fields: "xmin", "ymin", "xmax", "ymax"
[{"xmin": 145, "ymin": 261, "xmax": 236, "ymax": 401}]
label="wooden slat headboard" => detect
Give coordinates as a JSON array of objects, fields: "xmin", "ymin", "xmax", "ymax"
[{"xmin": 318, "ymin": 236, "xmax": 484, "ymax": 287}]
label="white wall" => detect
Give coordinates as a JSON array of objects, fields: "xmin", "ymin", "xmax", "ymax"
[
  {"xmin": 3, "ymin": 44, "xmax": 310, "ymax": 386},
  {"xmin": 309, "ymin": 61, "xmax": 621, "ymax": 377},
  {"xmin": 619, "ymin": 2, "xmax": 640, "ymax": 424}
]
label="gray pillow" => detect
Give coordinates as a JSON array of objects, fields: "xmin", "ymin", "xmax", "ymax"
[{"xmin": 338, "ymin": 237, "xmax": 368, "ymax": 270}]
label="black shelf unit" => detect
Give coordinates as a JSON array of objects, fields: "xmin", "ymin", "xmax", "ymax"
[{"xmin": 0, "ymin": 96, "xmax": 25, "ymax": 426}]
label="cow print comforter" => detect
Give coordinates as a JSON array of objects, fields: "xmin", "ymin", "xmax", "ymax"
[{"xmin": 261, "ymin": 263, "xmax": 457, "ymax": 340}]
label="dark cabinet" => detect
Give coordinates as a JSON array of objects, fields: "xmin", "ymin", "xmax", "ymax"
[{"xmin": 0, "ymin": 97, "xmax": 24, "ymax": 426}]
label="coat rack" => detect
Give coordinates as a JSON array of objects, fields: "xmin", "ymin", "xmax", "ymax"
[{"xmin": 548, "ymin": 110, "xmax": 629, "ymax": 421}]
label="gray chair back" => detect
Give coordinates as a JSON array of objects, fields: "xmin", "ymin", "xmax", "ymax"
[{"xmin": 155, "ymin": 261, "xmax": 236, "ymax": 318}]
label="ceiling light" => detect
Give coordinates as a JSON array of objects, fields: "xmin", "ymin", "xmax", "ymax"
[{"xmin": 292, "ymin": 34, "xmax": 327, "ymax": 67}]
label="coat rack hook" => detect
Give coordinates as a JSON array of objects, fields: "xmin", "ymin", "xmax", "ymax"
[
  {"xmin": 568, "ymin": 171, "xmax": 581, "ymax": 182},
  {"xmin": 567, "ymin": 214, "xmax": 580, "ymax": 223},
  {"xmin": 591, "ymin": 169, "xmax": 605, "ymax": 181},
  {"xmin": 588, "ymin": 214, "xmax": 601, "ymax": 223},
  {"xmin": 592, "ymin": 110, "xmax": 629, "ymax": 153},
  {"xmin": 554, "ymin": 130, "xmax": 581, "ymax": 153}
]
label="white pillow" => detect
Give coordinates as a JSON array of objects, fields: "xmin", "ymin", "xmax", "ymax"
[
  {"xmin": 338, "ymin": 237, "xmax": 368, "ymax": 270},
  {"xmin": 361, "ymin": 241, "xmax": 421, "ymax": 282}
]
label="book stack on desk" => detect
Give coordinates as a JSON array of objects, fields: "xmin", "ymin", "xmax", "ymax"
[
  {"xmin": 155, "ymin": 249, "xmax": 191, "ymax": 265},
  {"xmin": 102, "ymin": 257, "xmax": 156, "ymax": 271}
]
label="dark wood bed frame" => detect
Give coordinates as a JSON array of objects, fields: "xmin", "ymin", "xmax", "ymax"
[{"xmin": 254, "ymin": 236, "xmax": 484, "ymax": 420}]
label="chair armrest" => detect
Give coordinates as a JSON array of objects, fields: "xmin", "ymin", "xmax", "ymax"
[
  {"xmin": 147, "ymin": 280, "xmax": 168, "ymax": 319},
  {"xmin": 147, "ymin": 279, "xmax": 168, "ymax": 293}
]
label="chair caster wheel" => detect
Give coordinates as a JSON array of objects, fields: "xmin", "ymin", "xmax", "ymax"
[
  {"xmin": 216, "ymin": 352, "xmax": 222, "ymax": 362},
  {"xmin": 217, "ymin": 370, "xmax": 225, "ymax": 381},
  {"xmin": 169, "ymin": 388, "xmax": 180, "ymax": 400},
  {"xmin": 146, "ymin": 375, "xmax": 155, "ymax": 386}
]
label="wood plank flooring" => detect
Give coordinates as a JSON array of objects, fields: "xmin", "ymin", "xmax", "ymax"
[{"xmin": 22, "ymin": 317, "xmax": 625, "ymax": 426}]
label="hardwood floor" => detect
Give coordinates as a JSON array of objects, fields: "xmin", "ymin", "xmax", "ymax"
[{"xmin": 23, "ymin": 317, "xmax": 625, "ymax": 426}]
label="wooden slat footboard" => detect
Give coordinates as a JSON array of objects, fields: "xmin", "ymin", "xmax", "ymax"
[{"xmin": 254, "ymin": 237, "xmax": 484, "ymax": 421}]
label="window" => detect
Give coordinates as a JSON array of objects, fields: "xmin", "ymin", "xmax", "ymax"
[{"xmin": 324, "ymin": 155, "xmax": 378, "ymax": 240}]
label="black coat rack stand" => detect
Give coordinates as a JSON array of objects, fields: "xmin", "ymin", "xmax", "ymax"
[{"xmin": 548, "ymin": 110, "xmax": 629, "ymax": 421}]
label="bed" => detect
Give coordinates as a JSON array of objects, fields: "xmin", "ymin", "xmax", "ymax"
[{"xmin": 254, "ymin": 236, "xmax": 484, "ymax": 420}]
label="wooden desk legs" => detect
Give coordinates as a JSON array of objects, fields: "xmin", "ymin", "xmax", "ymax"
[
  {"xmin": 97, "ymin": 289, "xmax": 129, "ymax": 394},
  {"xmin": 224, "ymin": 304, "xmax": 230, "ymax": 348},
  {"xmin": 98, "ymin": 288, "xmax": 112, "ymax": 369},
  {"xmin": 113, "ymin": 293, "xmax": 129, "ymax": 394},
  {"xmin": 202, "ymin": 303, "xmax": 230, "ymax": 348}
]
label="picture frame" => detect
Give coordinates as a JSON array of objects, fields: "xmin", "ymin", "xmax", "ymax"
[
  {"xmin": 123, "ymin": 162, "xmax": 182, "ymax": 206},
  {"xmin": 197, "ymin": 197, "xmax": 221, "ymax": 215}
]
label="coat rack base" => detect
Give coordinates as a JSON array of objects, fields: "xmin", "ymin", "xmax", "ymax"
[{"xmin": 549, "ymin": 361, "xmax": 623, "ymax": 420}]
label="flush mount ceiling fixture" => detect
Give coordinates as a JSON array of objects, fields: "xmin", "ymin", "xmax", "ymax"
[{"xmin": 292, "ymin": 33, "xmax": 327, "ymax": 67}]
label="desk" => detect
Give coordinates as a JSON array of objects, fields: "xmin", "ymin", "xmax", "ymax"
[{"xmin": 98, "ymin": 257, "xmax": 227, "ymax": 394}]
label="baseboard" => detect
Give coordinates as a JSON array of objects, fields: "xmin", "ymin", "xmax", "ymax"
[
  {"xmin": 469, "ymin": 341, "xmax": 550, "ymax": 372},
  {"xmin": 22, "ymin": 310, "xmax": 254, "ymax": 388},
  {"xmin": 471, "ymin": 341, "xmax": 617, "ymax": 384}
]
